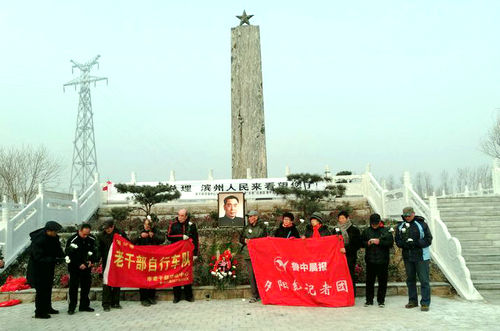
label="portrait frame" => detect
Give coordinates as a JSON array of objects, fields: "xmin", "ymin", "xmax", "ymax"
[{"xmin": 217, "ymin": 192, "xmax": 246, "ymax": 227}]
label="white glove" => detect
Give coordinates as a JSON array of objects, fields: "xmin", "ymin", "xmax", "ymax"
[
  {"xmin": 406, "ymin": 238, "xmax": 413, "ymax": 242},
  {"xmin": 70, "ymin": 243, "xmax": 78, "ymax": 249},
  {"xmin": 183, "ymin": 235, "xmax": 189, "ymax": 240},
  {"xmin": 65, "ymin": 256, "xmax": 71, "ymax": 264},
  {"xmin": 193, "ymin": 256, "xmax": 198, "ymax": 261},
  {"xmin": 88, "ymin": 251, "xmax": 93, "ymax": 256}
]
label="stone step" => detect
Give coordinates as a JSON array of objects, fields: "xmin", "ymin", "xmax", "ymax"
[
  {"xmin": 444, "ymin": 220, "xmax": 500, "ymax": 233},
  {"xmin": 439, "ymin": 210, "xmax": 500, "ymax": 216},
  {"xmin": 441, "ymin": 215, "xmax": 500, "ymax": 222},
  {"xmin": 471, "ymin": 271, "xmax": 500, "ymax": 281},
  {"xmin": 438, "ymin": 205, "xmax": 500, "ymax": 211},
  {"xmin": 452, "ymin": 232, "xmax": 500, "ymax": 241},
  {"xmin": 462, "ymin": 253, "xmax": 500, "ymax": 263},
  {"xmin": 462, "ymin": 247, "xmax": 500, "ymax": 255},
  {"xmin": 473, "ymin": 280, "xmax": 500, "ymax": 288},
  {"xmin": 467, "ymin": 262, "xmax": 500, "ymax": 272},
  {"xmin": 437, "ymin": 197, "xmax": 500, "ymax": 204},
  {"xmin": 456, "ymin": 239, "xmax": 500, "ymax": 247}
]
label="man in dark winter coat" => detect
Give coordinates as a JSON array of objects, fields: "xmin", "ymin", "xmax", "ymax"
[
  {"xmin": 132, "ymin": 216, "xmax": 164, "ymax": 306},
  {"xmin": 239, "ymin": 210, "xmax": 267, "ymax": 303},
  {"xmin": 26, "ymin": 221, "xmax": 64, "ymax": 319},
  {"xmin": 395, "ymin": 207, "xmax": 433, "ymax": 312},
  {"xmin": 361, "ymin": 213, "xmax": 394, "ymax": 307},
  {"xmin": 96, "ymin": 220, "xmax": 128, "ymax": 311},
  {"xmin": 337, "ymin": 211, "xmax": 362, "ymax": 296},
  {"xmin": 304, "ymin": 212, "xmax": 331, "ymax": 238},
  {"xmin": 65, "ymin": 223, "xmax": 98, "ymax": 315},
  {"xmin": 274, "ymin": 212, "xmax": 300, "ymax": 238},
  {"xmin": 167, "ymin": 209, "xmax": 199, "ymax": 303}
]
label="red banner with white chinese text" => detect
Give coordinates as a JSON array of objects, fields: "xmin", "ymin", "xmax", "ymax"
[
  {"xmin": 103, "ymin": 234, "xmax": 194, "ymax": 288},
  {"xmin": 248, "ymin": 236, "xmax": 354, "ymax": 307}
]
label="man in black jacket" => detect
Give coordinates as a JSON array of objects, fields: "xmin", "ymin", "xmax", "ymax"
[
  {"xmin": 96, "ymin": 220, "xmax": 128, "ymax": 312},
  {"xmin": 132, "ymin": 216, "xmax": 164, "ymax": 306},
  {"xmin": 167, "ymin": 209, "xmax": 199, "ymax": 303},
  {"xmin": 361, "ymin": 213, "xmax": 394, "ymax": 307},
  {"xmin": 65, "ymin": 223, "xmax": 98, "ymax": 315},
  {"xmin": 337, "ymin": 211, "xmax": 362, "ymax": 296},
  {"xmin": 27, "ymin": 221, "xmax": 64, "ymax": 319},
  {"xmin": 395, "ymin": 207, "xmax": 433, "ymax": 312}
]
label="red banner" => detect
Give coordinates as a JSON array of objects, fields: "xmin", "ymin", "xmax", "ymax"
[
  {"xmin": 248, "ymin": 236, "xmax": 354, "ymax": 307},
  {"xmin": 103, "ymin": 234, "xmax": 194, "ymax": 288}
]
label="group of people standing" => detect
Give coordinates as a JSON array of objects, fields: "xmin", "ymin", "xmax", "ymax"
[
  {"xmin": 23, "ymin": 205, "xmax": 432, "ymax": 319},
  {"xmin": 25, "ymin": 208, "xmax": 199, "ymax": 319},
  {"xmin": 239, "ymin": 207, "xmax": 433, "ymax": 312}
]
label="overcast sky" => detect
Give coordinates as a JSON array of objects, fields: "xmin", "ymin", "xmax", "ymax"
[{"xmin": 1, "ymin": 1, "xmax": 499, "ymax": 190}]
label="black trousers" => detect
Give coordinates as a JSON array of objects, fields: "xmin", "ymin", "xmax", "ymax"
[
  {"xmin": 35, "ymin": 284, "xmax": 53, "ymax": 315},
  {"xmin": 139, "ymin": 288, "xmax": 156, "ymax": 302},
  {"xmin": 102, "ymin": 285, "xmax": 121, "ymax": 307},
  {"xmin": 365, "ymin": 262, "xmax": 389, "ymax": 304},
  {"xmin": 245, "ymin": 259, "xmax": 259, "ymax": 299},
  {"xmin": 347, "ymin": 257, "xmax": 357, "ymax": 296},
  {"xmin": 68, "ymin": 270, "xmax": 91, "ymax": 310},
  {"xmin": 173, "ymin": 284, "xmax": 193, "ymax": 301}
]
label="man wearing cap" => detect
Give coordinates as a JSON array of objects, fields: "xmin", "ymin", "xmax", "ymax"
[
  {"xmin": 361, "ymin": 213, "xmax": 394, "ymax": 308},
  {"xmin": 26, "ymin": 221, "xmax": 64, "ymax": 319},
  {"xmin": 395, "ymin": 207, "xmax": 433, "ymax": 311},
  {"xmin": 218, "ymin": 195, "xmax": 245, "ymax": 227},
  {"xmin": 167, "ymin": 209, "xmax": 199, "ymax": 303},
  {"xmin": 239, "ymin": 210, "xmax": 267, "ymax": 303},
  {"xmin": 96, "ymin": 220, "xmax": 128, "ymax": 312},
  {"xmin": 304, "ymin": 212, "xmax": 332, "ymax": 238},
  {"xmin": 66, "ymin": 223, "xmax": 98, "ymax": 315}
]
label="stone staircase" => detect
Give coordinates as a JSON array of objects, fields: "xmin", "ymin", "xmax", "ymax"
[{"xmin": 437, "ymin": 196, "xmax": 500, "ymax": 301}]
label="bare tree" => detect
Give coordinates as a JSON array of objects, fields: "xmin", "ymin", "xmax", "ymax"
[
  {"xmin": 480, "ymin": 115, "xmax": 500, "ymax": 159},
  {"xmin": 0, "ymin": 145, "xmax": 62, "ymax": 203},
  {"xmin": 438, "ymin": 170, "xmax": 452, "ymax": 195}
]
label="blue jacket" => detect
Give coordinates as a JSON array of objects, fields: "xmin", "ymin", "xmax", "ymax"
[{"xmin": 395, "ymin": 216, "xmax": 432, "ymax": 262}]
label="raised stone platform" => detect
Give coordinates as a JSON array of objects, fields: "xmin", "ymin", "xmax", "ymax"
[{"xmin": 0, "ymin": 282, "xmax": 454, "ymax": 303}]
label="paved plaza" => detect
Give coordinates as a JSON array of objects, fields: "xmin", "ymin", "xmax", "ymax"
[{"xmin": 0, "ymin": 295, "xmax": 499, "ymax": 331}]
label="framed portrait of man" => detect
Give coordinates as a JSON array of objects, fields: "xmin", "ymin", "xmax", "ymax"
[{"xmin": 217, "ymin": 192, "xmax": 245, "ymax": 227}]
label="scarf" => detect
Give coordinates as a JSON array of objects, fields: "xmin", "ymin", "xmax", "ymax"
[
  {"xmin": 282, "ymin": 222, "xmax": 293, "ymax": 228},
  {"xmin": 313, "ymin": 224, "xmax": 322, "ymax": 238},
  {"xmin": 338, "ymin": 220, "xmax": 352, "ymax": 245}
]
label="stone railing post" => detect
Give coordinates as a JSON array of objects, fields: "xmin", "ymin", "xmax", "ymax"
[
  {"xmin": 37, "ymin": 183, "xmax": 45, "ymax": 228},
  {"xmin": 131, "ymin": 171, "xmax": 136, "ymax": 185},
  {"xmin": 208, "ymin": 169, "xmax": 214, "ymax": 181},
  {"xmin": 285, "ymin": 165, "xmax": 290, "ymax": 177},
  {"xmin": 2, "ymin": 195, "xmax": 11, "ymax": 258},
  {"xmin": 403, "ymin": 171, "xmax": 412, "ymax": 204},
  {"xmin": 246, "ymin": 168, "xmax": 252, "ymax": 179},
  {"xmin": 72, "ymin": 189, "xmax": 79, "ymax": 225},
  {"xmin": 169, "ymin": 170, "xmax": 176, "ymax": 182},
  {"xmin": 464, "ymin": 185, "xmax": 469, "ymax": 197},
  {"xmin": 428, "ymin": 194, "xmax": 440, "ymax": 246},
  {"xmin": 493, "ymin": 158, "xmax": 500, "ymax": 195},
  {"xmin": 324, "ymin": 165, "xmax": 331, "ymax": 179}
]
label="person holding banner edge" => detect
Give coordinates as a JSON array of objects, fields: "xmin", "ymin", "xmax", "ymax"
[
  {"xmin": 273, "ymin": 212, "xmax": 300, "ymax": 239},
  {"xmin": 303, "ymin": 212, "xmax": 331, "ymax": 238},
  {"xmin": 132, "ymin": 215, "xmax": 164, "ymax": 306},
  {"xmin": 167, "ymin": 208, "xmax": 199, "ymax": 303},
  {"xmin": 239, "ymin": 210, "xmax": 268, "ymax": 303},
  {"xmin": 96, "ymin": 220, "xmax": 128, "ymax": 312}
]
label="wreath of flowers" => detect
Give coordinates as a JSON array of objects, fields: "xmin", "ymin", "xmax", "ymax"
[{"xmin": 209, "ymin": 249, "xmax": 238, "ymax": 290}]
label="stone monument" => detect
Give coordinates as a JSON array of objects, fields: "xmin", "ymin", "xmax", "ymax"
[{"xmin": 231, "ymin": 10, "xmax": 268, "ymax": 179}]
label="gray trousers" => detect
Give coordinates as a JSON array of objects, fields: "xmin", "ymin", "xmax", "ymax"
[{"xmin": 245, "ymin": 258, "xmax": 259, "ymax": 299}]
